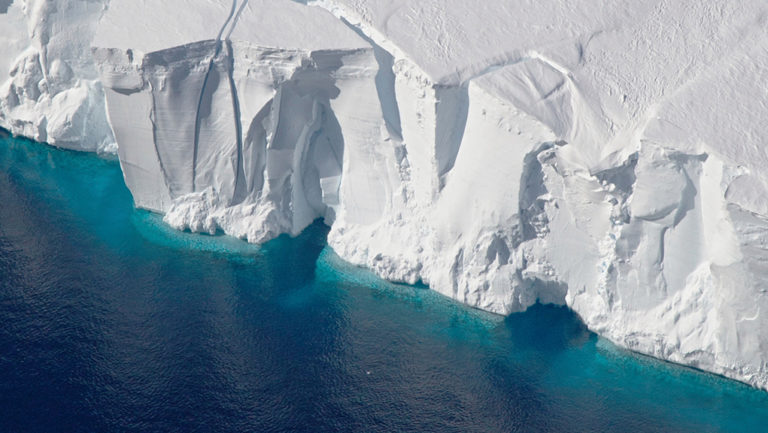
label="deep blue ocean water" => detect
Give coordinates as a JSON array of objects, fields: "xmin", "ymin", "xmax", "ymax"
[{"xmin": 0, "ymin": 133, "xmax": 767, "ymax": 432}]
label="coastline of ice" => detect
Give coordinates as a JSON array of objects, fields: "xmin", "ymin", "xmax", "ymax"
[{"xmin": 1, "ymin": 0, "xmax": 768, "ymax": 390}]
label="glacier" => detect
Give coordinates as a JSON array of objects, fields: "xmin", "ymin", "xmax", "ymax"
[{"xmin": 1, "ymin": 0, "xmax": 768, "ymax": 390}]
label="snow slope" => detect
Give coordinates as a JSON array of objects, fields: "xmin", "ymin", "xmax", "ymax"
[{"xmin": 1, "ymin": 0, "xmax": 768, "ymax": 390}]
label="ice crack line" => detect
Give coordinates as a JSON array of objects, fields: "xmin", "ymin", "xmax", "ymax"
[
  {"xmin": 193, "ymin": 0, "xmax": 249, "ymax": 192},
  {"xmin": 226, "ymin": 0, "xmax": 250, "ymax": 41},
  {"xmin": 216, "ymin": 0, "xmax": 240, "ymax": 45}
]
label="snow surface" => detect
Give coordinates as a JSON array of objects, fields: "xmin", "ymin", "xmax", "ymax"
[{"xmin": 2, "ymin": 0, "xmax": 768, "ymax": 390}]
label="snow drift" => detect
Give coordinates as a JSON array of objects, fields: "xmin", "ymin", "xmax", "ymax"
[{"xmin": 1, "ymin": 0, "xmax": 768, "ymax": 390}]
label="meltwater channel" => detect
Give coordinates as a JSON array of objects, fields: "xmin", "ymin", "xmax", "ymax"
[{"xmin": 0, "ymin": 133, "xmax": 767, "ymax": 432}]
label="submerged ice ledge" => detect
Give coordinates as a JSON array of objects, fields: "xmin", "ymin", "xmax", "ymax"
[{"xmin": 2, "ymin": 0, "xmax": 768, "ymax": 391}]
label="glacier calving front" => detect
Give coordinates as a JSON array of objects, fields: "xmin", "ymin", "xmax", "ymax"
[{"xmin": 1, "ymin": 0, "xmax": 767, "ymax": 390}]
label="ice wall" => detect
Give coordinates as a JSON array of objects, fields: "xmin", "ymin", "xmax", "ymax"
[
  {"xmin": 0, "ymin": 0, "xmax": 114, "ymax": 152},
  {"xmin": 309, "ymin": 0, "xmax": 768, "ymax": 390},
  {"xmin": 1, "ymin": 0, "xmax": 768, "ymax": 391},
  {"xmin": 92, "ymin": 0, "xmax": 389, "ymax": 241}
]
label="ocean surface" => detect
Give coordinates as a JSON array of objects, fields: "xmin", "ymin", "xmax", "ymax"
[{"xmin": 0, "ymin": 133, "xmax": 767, "ymax": 432}]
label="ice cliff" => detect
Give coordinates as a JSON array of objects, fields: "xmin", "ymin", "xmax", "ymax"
[
  {"xmin": 0, "ymin": 0, "xmax": 114, "ymax": 151},
  {"xmin": 1, "ymin": 0, "xmax": 768, "ymax": 390}
]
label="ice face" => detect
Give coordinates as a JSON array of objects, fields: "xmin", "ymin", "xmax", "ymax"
[
  {"xmin": 306, "ymin": 0, "xmax": 768, "ymax": 391},
  {"xmin": 92, "ymin": 0, "xmax": 379, "ymax": 242},
  {"xmin": 0, "ymin": 0, "xmax": 115, "ymax": 152},
  {"xmin": 2, "ymin": 0, "xmax": 768, "ymax": 391}
]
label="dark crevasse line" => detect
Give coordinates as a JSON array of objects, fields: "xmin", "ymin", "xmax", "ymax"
[
  {"xmin": 192, "ymin": 47, "xmax": 216, "ymax": 193},
  {"xmin": 226, "ymin": 0, "xmax": 251, "ymax": 41},
  {"xmin": 148, "ymin": 91, "xmax": 174, "ymax": 202},
  {"xmin": 215, "ymin": 0, "xmax": 241, "ymax": 46},
  {"xmin": 191, "ymin": 54, "xmax": 214, "ymax": 193},
  {"xmin": 193, "ymin": 0, "xmax": 241, "ymax": 193},
  {"xmin": 224, "ymin": 0, "xmax": 251, "ymax": 206},
  {"xmin": 225, "ymin": 40, "xmax": 247, "ymax": 206}
]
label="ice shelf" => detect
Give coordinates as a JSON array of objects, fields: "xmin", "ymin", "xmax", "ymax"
[{"xmin": 1, "ymin": 0, "xmax": 768, "ymax": 390}]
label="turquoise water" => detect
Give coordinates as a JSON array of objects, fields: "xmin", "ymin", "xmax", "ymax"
[{"xmin": 0, "ymin": 133, "xmax": 767, "ymax": 432}]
